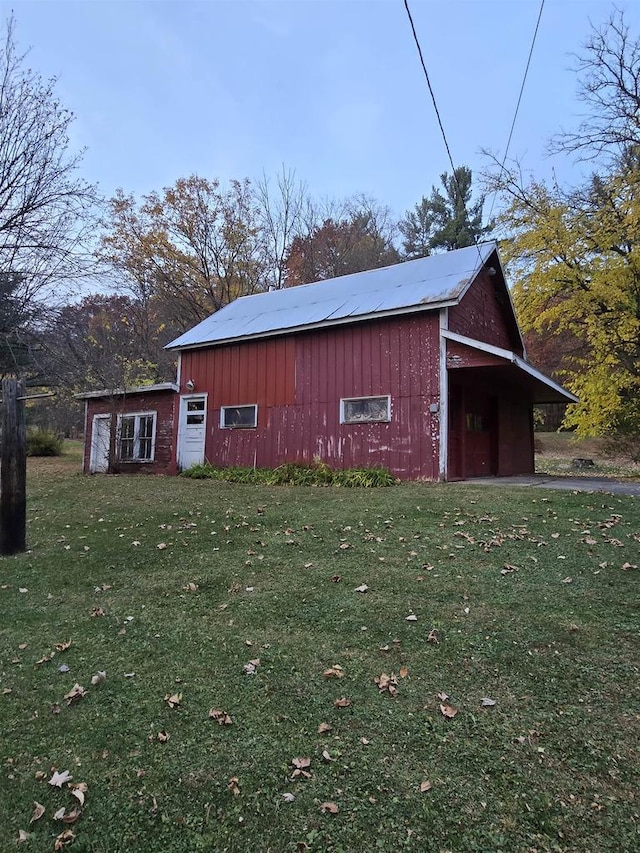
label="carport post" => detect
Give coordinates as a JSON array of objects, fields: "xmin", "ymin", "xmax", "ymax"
[{"xmin": 1, "ymin": 377, "xmax": 27, "ymax": 555}]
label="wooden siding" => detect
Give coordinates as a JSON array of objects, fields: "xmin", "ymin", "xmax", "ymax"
[
  {"xmin": 83, "ymin": 390, "xmax": 176, "ymax": 474},
  {"xmin": 182, "ymin": 314, "xmax": 441, "ymax": 479},
  {"xmin": 448, "ymin": 269, "xmax": 521, "ymax": 353},
  {"xmin": 446, "ymin": 340, "xmax": 508, "ymax": 370}
]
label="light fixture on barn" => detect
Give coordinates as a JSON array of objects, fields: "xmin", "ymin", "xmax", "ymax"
[{"xmin": 185, "ymin": 379, "xmax": 195, "ymax": 392}]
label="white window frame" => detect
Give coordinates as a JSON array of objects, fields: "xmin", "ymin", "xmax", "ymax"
[
  {"xmin": 340, "ymin": 395, "xmax": 391, "ymax": 424},
  {"xmin": 117, "ymin": 411, "xmax": 157, "ymax": 462},
  {"xmin": 220, "ymin": 404, "xmax": 258, "ymax": 429}
]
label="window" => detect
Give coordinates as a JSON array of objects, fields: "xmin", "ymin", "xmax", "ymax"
[
  {"xmin": 220, "ymin": 404, "xmax": 258, "ymax": 429},
  {"xmin": 118, "ymin": 412, "xmax": 156, "ymax": 461},
  {"xmin": 186, "ymin": 399, "xmax": 205, "ymax": 425},
  {"xmin": 341, "ymin": 395, "xmax": 391, "ymax": 424},
  {"xmin": 466, "ymin": 413, "xmax": 488, "ymax": 432}
]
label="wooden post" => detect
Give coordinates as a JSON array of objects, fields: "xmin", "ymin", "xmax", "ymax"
[{"xmin": 1, "ymin": 377, "xmax": 27, "ymax": 555}]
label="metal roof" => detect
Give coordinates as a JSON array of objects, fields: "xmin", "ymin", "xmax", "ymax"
[
  {"xmin": 166, "ymin": 242, "xmax": 498, "ymax": 350},
  {"xmin": 75, "ymin": 382, "xmax": 179, "ymax": 400}
]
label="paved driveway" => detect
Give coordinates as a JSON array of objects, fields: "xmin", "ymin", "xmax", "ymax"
[{"xmin": 465, "ymin": 475, "xmax": 640, "ymax": 497}]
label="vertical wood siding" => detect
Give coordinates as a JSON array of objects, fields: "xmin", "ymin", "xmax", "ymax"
[
  {"xmin": 449, "ymin": 270, "xmax": 520, "ymax": 352},
  {"xmin": 181, "ymin": 314, "xmax": 441, "ymax": 479}
]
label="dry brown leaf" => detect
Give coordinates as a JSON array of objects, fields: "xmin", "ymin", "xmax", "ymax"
[
  {"xmin": 90, "ymin": 671, "xmax": 106, "ymax": 686},
  {"xmin": 2, "ymin": 687, "xmax": 11, "ymax": 695},
  {"xmin": 90, "ymin": 606, "xmax": 105, "ymax": 617},
  {"xmin": 54, "ymin": 640, "xmax": 71, "ymax": 652},
  {"xmin": 427, "ymin": 629, "xmax": 439, "ymax": 644},
  {"xmin": 209, "ymin": 708, "xmax": 233, "ymax": 725},
  {"xmin": 481, "ymin": 697, "xmax": 497, "ymax": 707},
  {"xmin": 339, "ymin": 542, "xmax": 351, "ymax": 550},
  {"xmin": 53, "ymin": 807, "xmax": 67, "ymax": 821},
  {"xmin": 18, "ymin": 643, "xmax": 27, "ymax": 650},
  {"xmin": 34, "ymin": 770, "xmax": 46, "ymax": 781},
  {"xmin": 622, "ymin": 562, "xmax": 638, "ymax": 571},
  {"xmin": 501, "ymin": 564, "xmax": 518, "ymax": 575},
  {"xmin": 62, "ymin": 808, "xmax": 82, "ymax": 825},
  {"xmin": 405, "ymin": 614, "xmax": 418, "ymax": 622},
  {"xmin": 320, "ymin": 801, "xmax": 339, "ymax": 814},
  {"xmin": 329, "ymin": 574, "xmax": 342, "ymax": 583},
  {"xmin": 63, "ymin": 683, "xmax": 87, "ymax": 705},
  {"xmin": 420, "ymin": 780, "xmax": 432, "ymax": 792},
  {"xmin": 334, "ymin": 697, "xmax": 351, "ymax": 708},
  {"xmin": 354, "ymin": 584, "xmax": 369, "ymax": 593},
  {"xmin": 323, "ymin": 665, "xmax": 344, "ymax": 679},
  {"xmin": 399, "ymin": 665, "xmax": 408, "ymax": 678},
  {"xmin": 318, "ymin": 721, "xmax": 332, "ymax": 733},
  {"xmin": 228, "ymin": 777, "xmax": 241, "ymax": 796},
  {"xmin": 54, "ymin": 829, "xmax": 75, "ymax": 850},
  {"xmin": 35, "ymin": 652, "xmax": 54, "ymax": 665},
  {"xmin": 374, "ymin": 672, "xmax": 399, "ymax": 696},
  {"xmin": 291, "ymin": 756, "xmax": 311, "ymax": 769},
  {"xmin": 48, "ymin": 769, "xmax": 73, "ymax": 787},
  {"xmin": 17, "ymin": 829, "xmax": 30, "ymax": 843},
  {"xmin": 437, "ymin": 691, "xmax": 449, "ymax": 702},
  {"xmin": 70, "ymin": 782, "xmax": 87, "ymax": 805},
  {"xmin": 183, "ymin": 582, "xmax": 198, "ymax": 591},
  {"xmin": 243, "ymin": 658, "xmax": 260, "ymax": 674},
  {"xmin": 30, "ymin": 802, "xmax": 45, "ymax": 823},
  {"xmin": 164, "ymin": 692, "xmax": 182, "ymax": 709},
  {"xmin": 157, "ymin": 542, "xmax": 167, "ymax": 550},
  {"xmin": 321, "ymin": 749, "xmax": 334, "ymax": 762},
  {"xmin": 440, "ymin": 703, "xmax": 458, "ymax": 719}
]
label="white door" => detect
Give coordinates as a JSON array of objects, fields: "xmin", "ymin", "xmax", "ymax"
[
  {"xmin": 90, "ymin": 415, "xmax": 111, "ymax": 473},
  {"xmin": 177, "ymin": 395, "xmax": 207, "ymax": 470}
]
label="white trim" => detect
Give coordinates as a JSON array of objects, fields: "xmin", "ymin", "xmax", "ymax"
[
  {"xmin": 176, "ymin": 352, "xmax": 182, "ymax": 388},
  {"xmin": 116, "ymin": 410, "xmax": 158, "ymax": 463},
  {"xmin": 89, "ymin": 414, "xmax": 111, "ymax": 473},
  {"xmin": 177, "ymin": 394, "xmax": 208, "ymax": 469},
  {"xmin": 220, "ymin": 404, "xmax": 258, "ymax": 429},
  {"xmin": 438, "ymin": 308, "xmax": 449, "ymax": 480},
  {"xmin": 340, "ymin": 395, "xmax": 391, "ymax": 425},
  {"xmin": 442, "ymin": 330, "xmax": 579, "ymax": 402}
]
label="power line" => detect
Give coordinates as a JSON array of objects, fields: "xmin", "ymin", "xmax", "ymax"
[
  {"xmin": 487, "ymin": 0, "xmax": 546, "ymax": 222},
  {"xmin": 401, "ymin": 0, "xmax": 486, "ymax": 269}
]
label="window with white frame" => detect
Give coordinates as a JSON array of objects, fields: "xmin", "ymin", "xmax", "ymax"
[
  {"xmin": 220, "ymin": 404, "xmax": 258, "ymax": 429},
  {"xmin": 340, "ymin": 395, "xmax": 391, "ymax": 424},
  {"xmin": 118, "ymin": 412, "xmax": 156, "ymax": 461}
]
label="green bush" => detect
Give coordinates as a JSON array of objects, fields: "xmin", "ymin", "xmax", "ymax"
[
  {"xmin": 26, "ymin": 428, "xmax": 64, "ymax": 457},
  {"xmin": 181, "ymin": 461, "xmax": 396, "ymax": 487}
]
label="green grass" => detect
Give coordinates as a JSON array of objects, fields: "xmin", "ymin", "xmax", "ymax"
[
  {"xmin": 1, "ymin": 446, "xmax": 639, "ymax": 852},
  {"xmin": 535, "ymin": 432, "xmax": 640, "ymax": 479}
]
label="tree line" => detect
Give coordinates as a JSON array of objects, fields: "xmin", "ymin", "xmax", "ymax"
[{"xmin": 1, "ymin": 8, "xmax": 639, "ymax": 452}]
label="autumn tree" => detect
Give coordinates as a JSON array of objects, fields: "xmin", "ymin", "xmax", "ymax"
[
  {"xmin": 284, "ymin": 195, "xmax": 400, "ymax": 286},
  {"xmin": 488, "ymin": 10, "xmax": 640, "ymax": 449},
  {"xmin": 399, "ymin": 166, "xmax": 489, "ymax": 259},
  {"xmin": 0, "ymin": 15, "xmax": 98, "ymax": 374}
]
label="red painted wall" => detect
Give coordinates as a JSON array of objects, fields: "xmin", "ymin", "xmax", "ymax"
[
  {"xmin": 83, "ymin": 390, "xmax": 176, "ymax": 474},
  {"xmin": 449, "ymin": 269, "xmax": 522, "ymax": 354},
  {"xmin": 179, "ymin": 314, "xmax": 441, "ymax": 479}
]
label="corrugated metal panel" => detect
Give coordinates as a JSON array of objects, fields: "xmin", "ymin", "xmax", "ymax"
[{"xmin": 167, "ymin": 243, "xmax": 496, "ymax": 350}]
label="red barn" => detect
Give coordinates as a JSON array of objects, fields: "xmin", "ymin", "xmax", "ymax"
[{"xmin": 164, "ymin": 242, "xmax": 576, "ymax": 480}]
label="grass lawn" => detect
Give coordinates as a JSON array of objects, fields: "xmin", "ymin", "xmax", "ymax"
[
  {"xmin": 1, "ymin": 446, "xmax": 639, "ymax": 852},
  {"xmin": 535, "ymin": 432, "xmax": 640, "ymax": 479}
]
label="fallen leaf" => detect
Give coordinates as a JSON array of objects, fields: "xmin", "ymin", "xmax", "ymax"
[
  {"xmin": 317, "ymin": 722, "xmax": 332, "ymax": 733},
  {"xmin": 427, "ymin": 629, "xmax": 439, "ymax": 644},
  {"xmin": 157, "ymin": 542, "xmax": 167, "ymax": 550},
  {"xmin": 63, "ymin": 683, "xmax": 87, "ymax": 705},
  {"xmin": 405, "ymin": 614, "xmax": 418, "ymax": 622},
  {"xmin": 481, "ymin": 697, "xmax": 497, "ymax": 707},
  {"xmin": 54, "ymin": 829, "xmax": 75, "ymax": 850},
  {"xmin": 282, "ymin": 792, "xmax": 295, "ymax": 802},
  {"xmin": 2, "ymin": 687, "xmax": 11, "ymax": 695},
  {"xmin": 90, "ymin": 671, "xmax": 106, "ymax": 686},
  {"xmin": 320, "ymin": 801, "xmax": 339, "ymax": 814},
  {"xmin": 334, "ymin": 697, "xmax": 351, "ymax": 708},
  {"xmin": 49, "ymin": 770, "xmax": 73, "ymax": 788},
  {"xmin": 53, "ymin": 807, "xmax": 67, "ymax": 820},
  {"xmin": 399, "ymin": 665, "xmax": 409, "ymax": 678},
  {"xmin": 228, "ymin": 777, "xmax": 241, "ymax": 796},
  {"xmin": 164, "ymin": 692, "xmax": 182, "ymax": 709},
  {"xmin": 437, "ymin": 691, "xmax": 449, "ymax": 702},
  {"xmin": 183, "ymin": 582, "xmax": 198, "ymax": 592},
  {"xmin": 18, "ymin": 587, "xmax": 28, "ymax": 593},
  {"xmin": 90, "ymin": 606, "xmax": 105, "ymax": 617},
  {"xmin": 18, "ymin": 643, "xmax": 27, "ymax": 650},
  {"xmin": 209, "ymin": 708, "xmax": 233, "ymax": 725},
  {"xmin": 62, "ymin": 807, "xmax": 82, "ymax": 824},
  {"xmin": 321, "ymin": 749, "xmax": 334, "ymax": 762},
  {"xmin": 70, "ymin": 782, "xmax": 87, "ymax": 805},
  {"xmin": 156, "ymin": 730, "xmax": 170, "ymax": 743},
  {"xmin": 36, "ymin": 653, "xmax": 54, "ymax": 665},
  {"xmin": 360, "ymin": 736, "xmax": 370, "ymax": 745},
  {"xmin": 34, "ymin": 771, "xmax": 46, "ymax": 781},
  {"xmin": 243, "ymin": 658, "xmax": 260, "ymax": 675},
  {"xmin": 440, "ymin": 703, "xmax": 458, "ymax": 719},
  {"xmin": 339, "ymin": 543, "xmax": 351, "ymax": 550},
  {"xmin": 420, "ymin": 780, "xmax": 432, "ymax": 792},
  {"xmin": 562, "ymin": 577, "xmax": 573, "ymax": 584},
  {"xmin": 58, "ymin": 664, "xmax": 70, "ymax": 673},
  {"xmin": 622, "ymin": 562, "xmax": 637, "ymax": 570},
  {"xmin": 17, "ymin": 830, "xmax": 30, "ymax": 843},
  {"xmin": 501, "ymin": 563, "xmax": 518, "ymax": 575},
  {"xmin": 55, "ymin": 640, "xmax": 72, "ymax": 653},
  {"xmin": 30, "ymin": 802, "xmax": 45, "ymax": 823},
  {"xmin": 329, "ymin": 575, "xmax": 342, "ymax": 583},
  {"xmin": 323, "ymin": 665, "xmax": 344, "ymax": 679},
  {"xmin": 374, "ymin": 672, "xmax": 399, "ymax": 696},
  {"xmin": 354, "ymin": 584, "xmax": 369, "ymax": 593}
]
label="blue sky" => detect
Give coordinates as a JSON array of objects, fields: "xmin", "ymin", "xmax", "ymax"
[{"xmin": 5, "ymin": 0, "xmax": 639, "ymax": 220}]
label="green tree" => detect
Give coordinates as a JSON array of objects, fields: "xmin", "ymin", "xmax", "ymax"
[{"xmin": 399, "ymin": 166, "xmax": 489, "ymax": 259}]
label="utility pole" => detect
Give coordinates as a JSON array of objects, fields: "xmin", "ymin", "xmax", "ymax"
[{"xmin": 1, "ymin": 377, "xmax": 27, "ymax": 555}]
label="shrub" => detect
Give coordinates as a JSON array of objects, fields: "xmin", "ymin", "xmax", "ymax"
[
  {"xmin": 180, "ymin": 461, "xmax": 396, "ymax": 487},
  {"xmin": 26, "ymin": 428, "xmax": 63, "ymax": 457}
]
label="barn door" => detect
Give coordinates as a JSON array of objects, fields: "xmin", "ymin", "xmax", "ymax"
[
  {"xmin": 464, "ymin": 396, "xmax": 498, "ymax": 477},
  {"xmin": 177, "ymin": 395, "xmax": 207, "ymax": 470}
]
